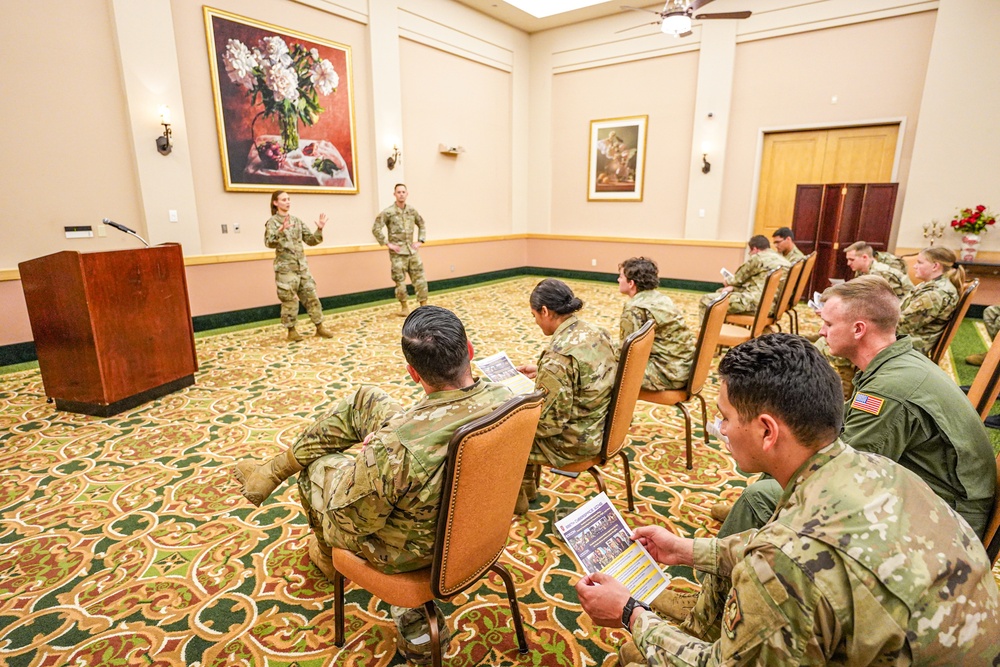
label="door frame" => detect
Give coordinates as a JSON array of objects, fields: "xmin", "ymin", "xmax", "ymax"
[{"xmin": 746, "ymin": 117, "xmax": 908, "ymax": 244}]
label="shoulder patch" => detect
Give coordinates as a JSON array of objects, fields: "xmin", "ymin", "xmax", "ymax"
[
  {"xmin": 851, "ymin": 392, "xmax": 884, "ymax": 416},
  {"xmin": 722, "ymin": 588, "xmax": 742, "ymax": 639}
]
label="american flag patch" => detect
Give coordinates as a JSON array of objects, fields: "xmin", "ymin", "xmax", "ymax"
[{"xmin": 851, "ymin": 392, "xmax": 884, "ymax": 416}]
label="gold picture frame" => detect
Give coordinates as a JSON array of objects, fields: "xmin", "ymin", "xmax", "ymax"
[
  {"xmin": 204, "ymin": 7, "xmax": 359, "ymax": 193},
  {"xmin": 587, "ymin": 116, "xmax": 648, "ymax": 202}
]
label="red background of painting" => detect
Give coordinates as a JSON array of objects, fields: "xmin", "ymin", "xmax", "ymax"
[{"xmin": 209, "ymin": 14, "xmax": 355, "ymax": 186}]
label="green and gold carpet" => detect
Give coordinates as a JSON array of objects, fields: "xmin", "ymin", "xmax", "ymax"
[{"xmin": 1, "ymin": 276, "xmax": 997, "ymax": 666}]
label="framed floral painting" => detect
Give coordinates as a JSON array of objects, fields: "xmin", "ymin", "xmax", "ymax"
[
  {"xmin": 204, "ymin": 7, "xmax": 358, "ymax": 193},
  {"xmin": 587, "ymin": 116, "xmax": 648, "ymax": 202}
]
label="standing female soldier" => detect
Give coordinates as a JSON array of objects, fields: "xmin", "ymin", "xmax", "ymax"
[
  {"xmin": 265, "ymin": 190, "xmax": 333, "ymax": 342},
  {"xmin": 515, "ymin": 279, "xmax": 616, "ymax": 514},
  {"xmin": 897, "ymin": 246, "xmax": 963, "ymax": 356}
]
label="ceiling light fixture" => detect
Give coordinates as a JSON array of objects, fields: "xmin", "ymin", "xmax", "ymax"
[{"xmin": 661, "ymin": 13, "xmax": 692, "ymax": 36}]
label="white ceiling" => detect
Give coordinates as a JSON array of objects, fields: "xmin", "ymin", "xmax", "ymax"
[{"xmin": 450, "ymin": 0, "xmax": 661, "ymax": 33}]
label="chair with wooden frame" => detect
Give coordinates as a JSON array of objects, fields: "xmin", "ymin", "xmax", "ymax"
[
  {"xmin": 717, "ymin": 269, "xmax": 784, "ymax": 349},
  {"xmin": 330, "ymin": 391, "xmax": 545, "ymax": 667},
  {"xmin": 786, "ymin": 252, "xmax": 818, "ymax": 335},
  {"xmin": 539, "ymin": 320, "xmax": 655, "ymax": 512},
  {"xmin": 929, "ymin": 279, "xmax": 979, "ymax": 365},
  {"xmin": 638, "ymin": 291, "xmax": 730, "ymax": 470},
  {"xmin": 966, "ymin": 330, "xmax": 1000, "ymax": 422},
  {"xmin": 984, "ymin": 451, "xmax": 1000, "ymax": 565},
  {"xmin": 724, "ymin": 258, "xmax": 804, "ymax": 334}
]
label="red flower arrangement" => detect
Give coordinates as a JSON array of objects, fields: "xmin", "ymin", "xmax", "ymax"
[{"xmin": 951, "ymin": 205, "xmax": 996, "ymax": 234}]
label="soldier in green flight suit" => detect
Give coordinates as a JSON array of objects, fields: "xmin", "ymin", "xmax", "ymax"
[
  {"xmin": 372, "ymin": 183, "xmax": 428, "ymax": 317},
  {"xmin": 699, "ymin": 236, "xmax": 790, "ymax": 316},
  {"xmin": 231, "ymin": 306, "xmax": 512, "ymax": 664},
  {"xmin": 577, "ymin": 334, "xmax": 1000, "ymax": 666}
]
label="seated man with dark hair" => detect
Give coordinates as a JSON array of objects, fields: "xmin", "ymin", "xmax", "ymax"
[
  {"xmin": 231, "ymin": 305, "xmax": 512, "ymax": 663},
  {"xmin": 770, "ymin": 226, "xmax": 805, "ymax": 263},
  {"xmin": 577, "ymin": 333, "xmax": 999, "ymax": 665},
  {"xmin": 699, "ymin": 235, "xmax": 789, "ymax": 316}
]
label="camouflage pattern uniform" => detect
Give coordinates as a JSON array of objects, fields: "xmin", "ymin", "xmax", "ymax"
[
  {"xmin": 264, "ymin": 213, "xmax": 325, "ymax": 328},
  {"xmin": 630, "ymin": 440, "xmax": 1000, "ymax": 665},
  {"xmin": 780, "ymin": 244, "xmax": 805, "ymax": 264},
  {"xmin": 983, "ymin": 304, "xmax": 1000, "ymax": 340},
  {"xmin": 854, "ymin": 260, "xmax": 913, "ymax": 299},
  {"xmin": 372, "ymin": 204, "xmax": 428, "ymax": 303},
  {"xmin": 699, "ymin": 249, "xmax": 790, "ymax": 316},
  {"xmin": 897, "ymin": 274, "xmax": 959, "ymax": 356},
  {"xmin": 621, "ymin": 290, "xmax": 694, "ymax": 391},
  {"xmin": 876, "ymin": 250, "xmax": 909, "ymax": 275},
  {"xmin": 528, "ymin": 315, "xmax": 616, "ymax": 468},
  {"xmin": 720, "ymin": 337, "xmax": 997, "ymax": 539}
]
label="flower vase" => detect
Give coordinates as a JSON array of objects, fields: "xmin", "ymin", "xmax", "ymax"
[
  {"xmin": 960, "ymin": 233, "xmax": 982, "ymax": 262},
  {"xmin": 279, "ymin": 113, "xmax": 300, "ymax": 153}
]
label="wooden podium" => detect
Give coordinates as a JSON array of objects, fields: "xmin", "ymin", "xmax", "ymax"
[{"xmin": 19, "ymin": 244, "xmax": 198, "ymax": 416}]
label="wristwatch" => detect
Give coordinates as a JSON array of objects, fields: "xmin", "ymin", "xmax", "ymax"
[{"xmin": 620, "ymin": 596, "xmax": 651, "ymax": 630}]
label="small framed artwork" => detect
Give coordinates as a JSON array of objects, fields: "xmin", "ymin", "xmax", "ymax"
[
  {"xmin": 204, "ymin": 7, "xmax": 358, "ymax": 193},
  {"xmin": 587, "ymin": 116, "xmax": 648, "ymax": 202}
]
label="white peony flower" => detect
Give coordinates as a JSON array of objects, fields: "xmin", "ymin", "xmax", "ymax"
[
  {"xmin": 264, "ymin": 62, "xmax": 299, "ymax": 102},
  {"xmin": 310, "ymin": 48, "xmax": 319, "ymax": 59},
  {"xmin": 223, "ymin": 39, "xmax": 257, "ymax": 90},
  {"xmin": 259, "ymin": 36, "xmax": 292, "ymax": 67},
  {"xmin": 310, "ymin": 60, "xmax": 339, "ymax": 96}
]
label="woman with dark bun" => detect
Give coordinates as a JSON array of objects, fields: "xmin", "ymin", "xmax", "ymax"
[{"xmin": 514, "ymin": 278, "xmax": 616, "ymax": 514}]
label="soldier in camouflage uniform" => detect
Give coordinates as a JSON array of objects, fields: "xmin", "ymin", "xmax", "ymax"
[
  {"xmin": 699, "ymin": 236, "xmax": 790, "ymax": 316},
  {"xmin": 231, "ymin": 306, "xmax": 511, "ymax": 663},
  {"xmin": 514, "ymin": 279, "xmax": 616, "ymax": 513},
  {"xmin": 718, "ymin": 276, "xmax": 996, "ymax": 540},
  {"xmin": 966, "ymin": 303, "xmax": 1000, "ymax": 366},
  {"xmin": 896, "ymin": 246, "xmax": 962, "ymax": 356},
  {"xmin": 576, "ymin": 334, "xmax": 1000, "ymax": 666},
  {"xmin": 876, "ymin": 249, "xmax": 909, "ymax": 274},
  {"xmin": 372, "ymin": 183, "xmax": 428, "ymax": 316},
  {"xmin": 264, "ymin": 191, "xmax": 334, "ymax": 342},
  {"xmin": 617, "ymin": 257, "xmax": 694, "ymax": 390},
  {"xmin": 770, "ymin": 226, "xmax": 806, "ymax": 263},
  {"xmin": 844, "ymin": 240, "xmax": 913, "ymax": 298}
]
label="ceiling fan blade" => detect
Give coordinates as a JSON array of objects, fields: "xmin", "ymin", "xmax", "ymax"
[
  {"xmin": 621, "ymin": 5, "xmax": 663, "ymax": 15},
  {"xmin": 614, "ymin": 20, "xmax": 662, "ymax": 34},
  {"xmin": 696, "ymin": 11, "xmax": 752, "ymax": 19},
  {"xmin": 678, "ymin": 30, "xmax": 693, "ymax": 37},
  {"xmin": 689, "ymin": 0, "xmax": 716, "ymax": 10}
]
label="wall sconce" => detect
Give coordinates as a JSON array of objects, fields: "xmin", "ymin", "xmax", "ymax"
[
  {"xmin": 387, "ymin": 144, "xmax": 401, "ymax": 170},
  {"xmin": 701, "ymin": 153, "xmax": 711, "ymax": 174},
  {"xmin": 156, "ymin": 105, "xmax": 172, "ymax": 156}
]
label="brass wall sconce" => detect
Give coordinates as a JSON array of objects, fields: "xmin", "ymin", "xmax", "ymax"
[
  {"xmin": 387, "ymin": 144, "xmax": 401, "ymax": 170},
  {"xmin": 701, "ymin": 153, "xmax": 711, "ymax": 174},
  {"xmin": 156, "ymin": 105, "xmax": 172, "ymax": 156}
]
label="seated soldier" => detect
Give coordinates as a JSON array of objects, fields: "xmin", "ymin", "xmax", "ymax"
[
  {"xmin": 716, "ymin": 276, "xmax": 996, "ymax": 541},
  {"xmin": 844, "ymin": 240, "xmax": 913, "ymax": 298},
  {"xmin": 617, "ymin": 256, "xmax": 695, "ymax": 391},
  {"xmin": 770, "ymin": 226, "xmax": 805, "ymax": 263},
  {"xmin": 576, "ymin": 334, "xmax": 1000, "ymax": 666},
  {"xmin": 699, "ymin": 235, "xmax": 790, "ymax": 316},
  {"xmin": 897, "ymin": 246, "xmax": 962, "ymax": 356},
  {"xmin": 231, "ymin": 306, "xmax": 512, "ymax": 664},
  {"xmin": 965, "ymin": 303, "xmax": 999, "ymax": 367},
  {"xmin": 876, "ymin": 248, "xmax": 909, "ymax": 274}
]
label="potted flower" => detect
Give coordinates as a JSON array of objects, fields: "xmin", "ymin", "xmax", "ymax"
[{"xmin": 951, "ymin": 205, "xmax": 996, "ymax": 261}]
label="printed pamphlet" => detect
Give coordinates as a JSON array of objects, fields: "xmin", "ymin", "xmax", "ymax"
[
  {"xmin": 556, "ymin": 492, "xmax": 669, "ymax": 604},
  {"xmin": 808, "ymin": 291, "xmax": 824, "ymax": 311},
  {"xmin": 474, "ymin": 351, "xmax": 536, "ymax": 395},
  {"xmin": 720, "ymin": 267, "xmax": 735, "ymax": 283}
]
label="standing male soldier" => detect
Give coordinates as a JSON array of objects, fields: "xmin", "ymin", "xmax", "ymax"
[
  {"xmin": 373, "ymin": 183, "xmax": 428, "ymax": 316},
  {"xmin": 770, "ymin": 226, "xmax": 805, "ymax": 263},
  {"xmin": 844, "ymin": 241, "xmax": 913, "ymax": 298},
  {"xmin": 699, "ymin": 235, "xmax": 790, "ymax": 316}
]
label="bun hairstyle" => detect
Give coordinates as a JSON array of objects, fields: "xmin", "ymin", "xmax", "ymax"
[
  {"xmin": 530, "ymin": 278, "xmax": 584, "ymax": 315},
  {"xmin": 920, "ymin": 246, "xmax": 965, "ymax": 292},
  {"xmin": 270, "ymin": 190, "xmax": 287, "ymax": 215}
]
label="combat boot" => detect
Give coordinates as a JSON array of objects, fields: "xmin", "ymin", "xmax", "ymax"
[
  {"xmin": 419, "ymin": 300, "xmax": 427, "ymax": 307},
  {"xmin": 710, "ymin": 501, "xmax": 733, "ymax": 522},
  {"xmin": 396, "ymin": 301, "xmax": 409, "ymax": 318},
  {"xmin": 308, "ymin": 534, "xmax": 337, "ymax": 581},
  {"xmin": 803, "ymin": 332, "xmax": 821, "ymax": 343},
  {"xmin": 966, "ymin": 353, "xmax": 986, "ymax": 366},
  {"xmin": 390, "ymin": 604, "xmax": 451, "ymax": 665},
  {"xmin": 650, "ymin": 588, "xmax": 699, "ymax": 623},
  {"xmin": 314, "ymin": 323, "xmax": 334, "ymax": 338},
  {"xmin": 514, "ymin": 486, "xmax": 529, "ymax": 515},
  {"xmin": 232, "ymin": 449, "xmax": 304, "ymax": 506},
  {"xmin": 286, "ymin": 327, "xmax": 303, "ymax": 342}
]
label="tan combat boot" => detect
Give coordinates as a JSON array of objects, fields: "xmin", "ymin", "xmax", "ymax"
[
  {"xmin": 232, "ymin": 449, "xmax": 304, "ymax": 506},
  {"xmin": 396, "ymin": 301, "xmax": 409, "ymax": 317},
  {"xmin": 650, "ymin": 588, "xmax": 700, "ymax": 623},
  {"xmin": 286, "ymin": 327, "xmax": 303, "ymax": 342},
  {"xmin": 710, "ymin": 501, "xmax": 733, "ymax": 522},
  {"xmin": 419, "ymin": 300, "xmax": 427, "ymax": 307},
  {"xmin": 314, "ymin": 323, "xmax": 334, "ymax": 338},
  {"xmin": 966, "ymin": 353, "xmax": 986, "ymax": 366},
  {"xmin": 308, "ymin": 534, "xmax": 337, "ymax": 581},
  {"xmin": 514, "ymin": 486, "xmax": 529, "ymax": 515}
]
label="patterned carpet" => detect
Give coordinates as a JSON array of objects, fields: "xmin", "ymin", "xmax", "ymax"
[{"xmin": 0, "ymin": 276, "xmax": 996, "ymax": 666}]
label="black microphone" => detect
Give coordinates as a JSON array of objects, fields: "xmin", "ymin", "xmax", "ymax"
[{"xmin": 102, "ymin": 218, "xmax": 136, "ymax": 234}]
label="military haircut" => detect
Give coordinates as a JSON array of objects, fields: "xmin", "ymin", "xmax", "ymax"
[
  {"xmin": 400, "ymin": 306, "xmax": 469, "ymax": 387},
  {"xmin": 530, "ymin": 278, "xmax": 584, "ymax": 316},
  {"xmin": 619, "ymin": 257, "xmax": 660, "ymax": 292},
  {"xmin": 822, "ymin": 274, "xmax": 900, "ymax": 333},
  {"xmin": 394, "ymin": 183, "xmax": 407, "ymax": 191},
  {"xmin": 748, "ymin": 235, "xmax": 771, "ymax": 251},
  {"xmin": 772, "ymin": 227, "xmax": 794, "ymax": 240},
  {"xmin": 845, "ymin": 241, "xmax": 874, "ymax": 257},
  {"xmin": 719, "ymin": 334, "xmax": 842, "ymax": 448}
]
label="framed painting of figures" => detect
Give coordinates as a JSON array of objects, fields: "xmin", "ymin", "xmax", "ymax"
[
  {"xmin": 587, "ymin": 116, "xmax": 647, "ymax": 202},
  {"xmin": 204, "ymin": 7, "xmax": 359, "ymax": 193}
]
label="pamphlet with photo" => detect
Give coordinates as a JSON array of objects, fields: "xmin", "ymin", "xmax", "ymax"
[{"xmin": 473, "ymin": 351, "xmax": 536, "ymax": 395}]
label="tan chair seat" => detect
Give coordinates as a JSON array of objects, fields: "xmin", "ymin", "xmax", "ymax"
[
  {"xmin": 332, "ymin": 550, "xmax": 434, "ymax": 608},
  {"xmin": 718, "ymin": 322, "xmax": 753, "ymax": 348},
  {"xmin": 637, "ymin": 389, "xmax": 687, "ymax": 404},
  {"xmin": 723, "ymin": 313, "xmax": 754, "ymax": 327},
  {"xmin": 554, "ymin": 457, "xmax": 602, "ymax": 474}
]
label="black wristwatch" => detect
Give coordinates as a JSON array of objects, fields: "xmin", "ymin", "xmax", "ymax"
[{"xmin": 620, "ymin": 596, "xmax": 651, "ymax": 630}]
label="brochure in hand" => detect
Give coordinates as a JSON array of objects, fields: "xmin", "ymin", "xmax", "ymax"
[
  {"xmin": 473, "ymin": 351, "xmax": 536, "ymax": 395},
  {"xmin": 556, "ymin": 493, "xmax": 669, "ymax": 605},
  {"xmin": 720, "ymin": 267, "xmax": 735, "ymax": 283}
]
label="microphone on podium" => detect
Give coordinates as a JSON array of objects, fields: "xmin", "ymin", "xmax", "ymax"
[{"xmin": 101, "ymin": 218, "xmax": 150, "ymax": 247}]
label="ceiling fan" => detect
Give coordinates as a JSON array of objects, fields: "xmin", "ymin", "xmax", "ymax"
[{"xmin": 619, "ymin": 0, "xmax": 751, "ymax": 37}]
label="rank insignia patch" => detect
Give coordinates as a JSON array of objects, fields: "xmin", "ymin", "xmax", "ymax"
[{"xmin": 723, "ymin": 589, "xmax": 742, "ymax": 639}]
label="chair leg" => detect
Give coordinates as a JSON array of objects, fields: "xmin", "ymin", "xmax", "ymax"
[
  {"xmin": 616, "ymin": 451, "xmax": 635, "ymax": 512},
  {"xmin": 586, "ymin": 466, "xmax": 608, "ymax": 496},
  {"xmin": 425, "ymin": 600, "xmax": 442, "ymax": 667},
  {"xmin": 490, "ymin": 562, "xmax": 529, "ymax": 654},
  {"xmin": 695, "ymin": 393, "xmax": 709, "ymax": 446},
  {"xmin": 334, "ymin": 571, "xmax": 346, "ymax": 647},
  {"xmin": 788, "ymin": 308, "xmax": 798, "ymax": 335},
  {"xmin": 676, "ymin": 402, "xmax": 693, "ymax": 470}
]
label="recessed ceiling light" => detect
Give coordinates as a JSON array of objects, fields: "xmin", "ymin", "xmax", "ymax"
[{"xmin": 502, "ymin": 0, "xmax": 610, "ymax": 19}]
